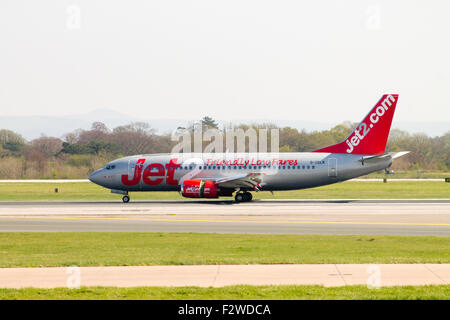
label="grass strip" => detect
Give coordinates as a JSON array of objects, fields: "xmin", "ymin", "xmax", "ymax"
[
  {"xmin": 0, "ymin": 233, "xmax": 448, "ymax": 267},
  {"xmin": 0, "ymin": 285, "xmax": 449, "ymax": 300}
]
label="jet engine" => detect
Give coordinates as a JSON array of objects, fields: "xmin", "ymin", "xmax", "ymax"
[{"xmin": 181, "ymin": 179, "xmax": 218, "ymax": 198}]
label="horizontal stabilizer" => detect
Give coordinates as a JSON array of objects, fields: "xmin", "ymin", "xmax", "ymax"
[
  {"xmin": 390, "ymin": 151, "xmax": 410, "ymax": 159},
  {"xmin": 358, "ymin": 151, "xmax": 410, "ymax": 162}
]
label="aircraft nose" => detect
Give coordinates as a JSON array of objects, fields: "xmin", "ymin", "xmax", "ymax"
[{"xmin": 88, "ymin": 169, "xmax": 104, "ymax": 185}]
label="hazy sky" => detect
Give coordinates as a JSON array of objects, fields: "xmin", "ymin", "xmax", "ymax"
[{"xmin": 1, "ymin": 0, "xmax": 449, "ymax": 124}]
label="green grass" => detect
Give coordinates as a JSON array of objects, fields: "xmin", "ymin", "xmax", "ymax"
[
  {"xmin": 0, "ymin": 233, "xmax": 448, "ymax": 267},
  {"xmin": 0, "ymin": 285, "xmax": 448, "ymax": 300},
  {"xmin": 365, "ymin": 170, "xmax": 450, "ymax": 179},
  {"xmin": 0, "ymin": 180, "xmax": 448, "ymax": 201}
]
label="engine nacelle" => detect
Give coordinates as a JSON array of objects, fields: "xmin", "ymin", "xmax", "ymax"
[{"xmin": 181, "ymin": 179, "xmax": 218, "ymax": 198}]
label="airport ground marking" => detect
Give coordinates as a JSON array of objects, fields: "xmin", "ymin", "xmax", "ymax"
[{"xmin": 0, "ymin": 215, "xmax": 450, "ymax": 227}]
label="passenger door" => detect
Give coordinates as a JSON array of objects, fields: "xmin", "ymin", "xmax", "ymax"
[{"xmin": 328, "ymin": 158, "xmax": 337, "ymax": 177}]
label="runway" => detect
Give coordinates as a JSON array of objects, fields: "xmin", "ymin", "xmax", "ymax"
[
  {"xmin": 1, "ymin": 264, "xmax": 449, "ymax": 288},
  {"xmin": 0, "ymin": 199, "xmax": 449, "ymax": 236}
]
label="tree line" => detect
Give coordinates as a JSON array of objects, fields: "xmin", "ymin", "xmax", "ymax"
[{"xmin": 0, "ymin": 117, "xmax": 448, "ymax": 179}]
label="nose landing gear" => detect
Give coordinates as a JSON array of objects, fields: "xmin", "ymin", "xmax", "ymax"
[
  {"xmin": 234, "ymin": 192, "xmax": 253, "ymax": 202},
  {"xmin": 122, "ymin": 195, "xmax": 130, "ymax": 203}
]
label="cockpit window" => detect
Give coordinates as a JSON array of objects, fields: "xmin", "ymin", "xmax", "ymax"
[{"xmin": 105, "ymin": 164, "xmax": 116, "ymax": 170}]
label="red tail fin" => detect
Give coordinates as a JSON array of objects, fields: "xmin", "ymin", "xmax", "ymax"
[{"xmin": 313, "ymin": 94, "xmax": 399, "ymax": 155}]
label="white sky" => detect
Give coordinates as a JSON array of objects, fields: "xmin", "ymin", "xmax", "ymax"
[{"xmin": 0, "ymin": 0, "xmax": 449, "ymax": 124}]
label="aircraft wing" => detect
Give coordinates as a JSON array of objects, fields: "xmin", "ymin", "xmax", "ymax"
[{"xmin": 210, "ymin": 172, "xmax": 266, "ymax": 190}]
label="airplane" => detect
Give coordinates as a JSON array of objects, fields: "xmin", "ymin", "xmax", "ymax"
[{"xmin": 89, "ymin": 94, "xmax": 409, "ymax": 203}]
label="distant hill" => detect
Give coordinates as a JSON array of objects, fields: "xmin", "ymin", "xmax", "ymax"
[{"xmin": 0, "ymin": 109, "xmax": 447, "ymax": 140}]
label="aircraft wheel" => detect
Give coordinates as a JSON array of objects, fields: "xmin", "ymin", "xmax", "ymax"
[
  {"xmin": 235, "ymin": 193, "xmax": 245, "ymax": 202},
  {"xmin": 122, "ymin": 195, "xmax": 130, "ymax": 203},
  {"xmin": 243, "ymin": 192, "xmax": 253, "ymax": 202}
]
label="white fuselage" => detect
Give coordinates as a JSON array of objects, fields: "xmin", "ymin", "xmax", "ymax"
[{"xmin": 89, "ymin": 153, "xmax": 392, "ymax": 193}]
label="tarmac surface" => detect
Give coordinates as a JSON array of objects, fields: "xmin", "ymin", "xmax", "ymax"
[
  {"xmin": 0, "ymin": 199, "xmax": 449, "ymax": 236},
  {"xmin": 0, "ymin": 264, "xmax": 449, "ymax": 288}
]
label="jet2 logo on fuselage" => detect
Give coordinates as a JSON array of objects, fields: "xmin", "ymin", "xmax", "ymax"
[{"xmin": 121, "ymin": 158, "xmax": 180, "ymax": 186}]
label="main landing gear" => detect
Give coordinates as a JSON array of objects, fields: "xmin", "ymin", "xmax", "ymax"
[
  {"xmin": 122, "ymin": 195, "xmax": 130, "ymax": 203},
  {"xmin": 235, "ymin": 192, "xmax": 253, "ymax": 203}
]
